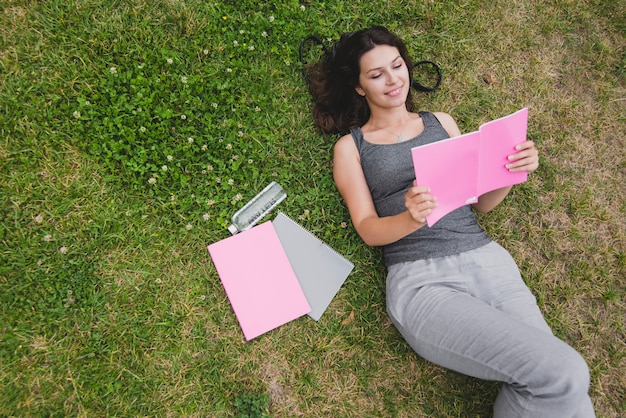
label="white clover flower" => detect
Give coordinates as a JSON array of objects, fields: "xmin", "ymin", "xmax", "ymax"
[
  {"xmin": 227, "ymin": 179, "xmax": 234, "ymax": 185},
  {"xmin": 226, "ymin": 143, "xmax": 232, "ymax": 150},
  {"xmin": 239, "ymin": 30, "xmax": 245, "ymax": 34},
  {"xmin": 161, "ymin": 165, "xmax": 168, "ymax": 171},
  {"xmin": 110, "ymin": 67, "xmax": 117, "ymax": 75},
  {"xmin": 167, "ymin": 58, "xmax": 173, "ymax": 64},
  {"xmin": 233, "ymin": 40, "xmax": 238, "ymax": 47},
  {"xmin": 207, "ymin": 199, "xmax": 215, "ymax": 206},
  {"xmin": 207, "ymin": 165, "xmax": 214, "ymax": 171},
  {"xmin": 59, "ymin": 246, "xmax": 68, "ymax": 254},
  {"xmin": 44, "ymin": 234, "xmax": 52, "ymax": 242},
  {"xmin": 181, "ymin": 114, "xmax": 187, "ymax": 120},
  {"xmin": 201, "ymin": 144, "xmax": 208, "ymax": 151},
  {"xmin": 300, "ymin": 5, "xmax": 306, "ymax": 11},
  {"xmin": 203, "ymin": 49, "xmax": 209, "ymax": 55},
  {"xmin": 262, "ymin": 31, "xmax": 268, "ymax": 37},
  {"xmin": 211, "ymin": 102, "xmax": 218, "ymax": 108},
  {"xmin": 187, "ymin": 137, "xmax": 194, "ymax": 143},
  {"xmin": 248, "ymin": 159, "xmax": 253, "ymax": 164},
  {"xmin": 148, "ymin": 177, "xmax": 157, "ymax": 184},
  {"xmin": 181, "ymin": 76, "xmax": 188, "ymax": 83},
  {"xmin": 186, "ymin": 223, "xmax": 193, "ymax": 231},
  {"xmin": 215, "ymin": 177, "xmax": 221, "ymax": 183},
  {"xmin": 269, "ymin": 15, "xmax": 275, "ymax": 22},
  {"xmin": 35, "ymin": 214, "xmax": 44, "ymax": 223},
  {"xmin": 139, "ymin": 126, "xmax": 146, "ymax": 133},
  {"xmin": 248, "ymin": 45, "xmax": 255, "ymax": 51},
  {"xmin": 255, "ymin": 106, "xmax": 261, "ymax": 112},
  {"xmin": 226, "ymin": 68, "xmax": 232, "ymax": 73},
  {"xmin": 167, "ymin": 155, "xmax": 173, "ymax": 162},
  {"xmin": 73, "ymin": 110, "xmax": 81, "ymax": 119},
  {"xmin": 203, "ymin": 213, "xmax": 210, "ymax": 221},
  {"xmin": 238, "ymin": 131, "xmax": 244, "ymax": 137}
]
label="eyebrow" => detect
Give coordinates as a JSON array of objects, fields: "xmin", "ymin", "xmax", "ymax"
[{"xmin": 366, "ymin": 55, "xmax": 403, "ymax": 73}]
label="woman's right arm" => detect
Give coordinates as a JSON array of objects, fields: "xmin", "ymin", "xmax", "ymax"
[{"xmin": 332, "ymin": 134, "xmax": 436, "ymax": 247}]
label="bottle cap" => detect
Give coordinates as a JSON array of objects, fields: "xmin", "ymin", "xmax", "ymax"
[{"xmin": 227, "ymin": 224, "xmax": 239, "ymax": 235}]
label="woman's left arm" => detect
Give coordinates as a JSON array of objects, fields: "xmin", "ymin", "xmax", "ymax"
[{"xmin": 472, "ymin": 140, "xmax": 539, "ymax": 213}]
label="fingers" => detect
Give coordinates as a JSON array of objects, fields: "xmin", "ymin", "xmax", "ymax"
[
  {"xmin": 405, "ymin": 186, "xmax": 437, "ymax": 223},
  {"xmin": 405, "ymin": 185, "xmax": 431, "ymax": 198},
  {"xmin": 506, "ymin": 140, "xmax": 539, "ymax": 172}
]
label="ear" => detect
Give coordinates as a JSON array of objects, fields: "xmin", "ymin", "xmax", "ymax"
[{"xmin": 355, "ymin": 86, "xmax": 365, "ymax": 96}]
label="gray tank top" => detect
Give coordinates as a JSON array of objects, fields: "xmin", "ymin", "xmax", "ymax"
[{"xmin": 350, "ymin": 112, "xmax": 491, "ymax": 266}]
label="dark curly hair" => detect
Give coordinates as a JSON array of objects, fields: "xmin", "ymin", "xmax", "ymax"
[{"xmin": 307, "ymin": 26, "xmax": 414, "ymax": 135}]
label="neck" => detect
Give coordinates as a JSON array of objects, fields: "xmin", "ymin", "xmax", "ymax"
[{"xmin": 368, "ymin": 107, "xmax": 411, "ymax": 129}]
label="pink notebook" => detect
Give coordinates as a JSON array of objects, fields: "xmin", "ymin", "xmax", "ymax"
[
  {"xmin": 207, "ymin": 221, "xmax": 311, "ymax": 340},
  {"xmin": 411, "ymin": 108, "xmax": 529, "ymax": 226}
]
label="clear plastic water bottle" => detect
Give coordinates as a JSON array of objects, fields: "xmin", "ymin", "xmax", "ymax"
[{"xmin": 227, "ymin": 181, "xmax": 287, "ymax": 234}]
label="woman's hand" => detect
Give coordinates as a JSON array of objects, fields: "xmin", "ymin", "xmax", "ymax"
[
  {"xmin": 405, "ymin": 184, "xmax": 438, "ymax": 224},
  {"xmin": 506, "ymin": 140, "xmax": 539, "ymax": 173}
]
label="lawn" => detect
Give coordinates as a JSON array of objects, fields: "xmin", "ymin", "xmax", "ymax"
[{"xmin": 1, "ymin": 0, "xmax": 624, "ymax": 416}]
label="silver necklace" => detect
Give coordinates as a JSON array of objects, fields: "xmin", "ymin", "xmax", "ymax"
[{"xmin": 372, "ymin": 116, "xmax": 413, "ymax": 143}]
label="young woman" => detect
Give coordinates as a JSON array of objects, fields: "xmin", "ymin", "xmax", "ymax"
[{"xmin": 307, "ymin": 26, "xmax": 594, "ymax": 417}]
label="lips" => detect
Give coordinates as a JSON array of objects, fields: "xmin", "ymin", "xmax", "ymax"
[{"xmin": 386, "ymin": 86, "xmax": 404, "ymax": 97}]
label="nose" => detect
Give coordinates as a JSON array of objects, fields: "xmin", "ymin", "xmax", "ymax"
[{"xmin": 386, "ymin": 71, "xmax": 398, "ymax": 85}]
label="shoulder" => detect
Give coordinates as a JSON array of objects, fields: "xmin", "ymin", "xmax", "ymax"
[
  {"xmin": 431, "ymin": 112, "xmax": 462, "ymax": 137},
  {"xmin": 334, "ymin": 131, "xmax": 362, "ymax": 171},
  {"xmin": 334, "ymin": 131, "xmax": 358, "ymax": 155}
]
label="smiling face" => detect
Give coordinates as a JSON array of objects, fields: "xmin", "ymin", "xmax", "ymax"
[{"xmin": 356, "ymin": 44, "xmax": 411, "ymax": 112}]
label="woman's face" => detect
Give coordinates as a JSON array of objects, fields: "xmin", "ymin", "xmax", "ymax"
[{"xmin": 356, "ymin": 44, "xmax": 410, "ymax": 111}]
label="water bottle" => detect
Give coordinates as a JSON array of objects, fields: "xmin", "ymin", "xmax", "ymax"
[{"xmin": 227, "ymin": 181, "xmax": 287, "ymax": 234}]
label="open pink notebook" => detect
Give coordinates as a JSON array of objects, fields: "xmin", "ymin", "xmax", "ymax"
[
  {"xmin": 207, "ymin": 221, "xmax": 311, "ymax": 340},
  {"xmin": 411, "ymin": 108, "xmax": 529, "ymax": 226}
]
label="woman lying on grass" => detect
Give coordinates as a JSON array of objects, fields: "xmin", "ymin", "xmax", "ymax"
[{"xmin": 306, "ymin": 26, "xmax": 595, "ymax": 417}]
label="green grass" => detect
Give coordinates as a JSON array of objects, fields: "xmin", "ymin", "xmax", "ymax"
[{"xmin": 1, "ymin": 0, "xmax": 624, "ymax": 416}]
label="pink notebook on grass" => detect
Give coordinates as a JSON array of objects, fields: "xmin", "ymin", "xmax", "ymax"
[
  {"xmin": 411, "ymin": 108, "xmax": 529, "ymax": 226},
  {"xmin": 207, "ymin": 221, "xmax": 311, "ymax": 340}
]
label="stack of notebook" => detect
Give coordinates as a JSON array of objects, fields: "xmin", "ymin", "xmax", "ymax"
[{"xmin": 207, "ymin": 212, "xmax": 354, "ymax": 341}]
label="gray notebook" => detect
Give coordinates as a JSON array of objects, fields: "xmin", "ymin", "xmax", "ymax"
[{"xmin": 273, "ymin": 212, "xmax": 354, "ymax": 321}]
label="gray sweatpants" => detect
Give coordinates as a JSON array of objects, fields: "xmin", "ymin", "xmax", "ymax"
[{"xmin": 386, "ymin": 241, "xmax": 595, "ymax": 417}]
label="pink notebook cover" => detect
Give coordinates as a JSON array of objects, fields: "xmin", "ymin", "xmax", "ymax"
[
  {"xmin": 412, "ymin": 108, "xmax": 529, "ymax": 226},
  {"xmin": 207, "ymin": 221, "xmax": 311, "ymax": 340}
]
